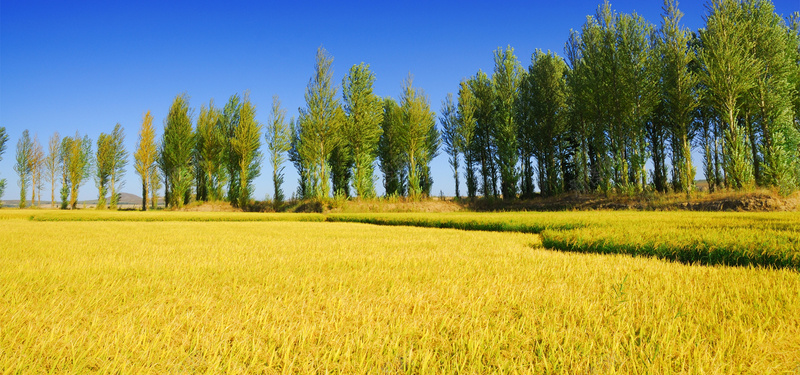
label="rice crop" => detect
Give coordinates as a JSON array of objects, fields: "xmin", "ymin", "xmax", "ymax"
[{"xmin": 2, "ymin": 218, "xmax": 799, "ymax": 373}]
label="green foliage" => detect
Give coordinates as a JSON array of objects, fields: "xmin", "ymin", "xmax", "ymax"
[
  {"xmin": 457, "ymin": 80, "xmax": 478, "ymax": 198},
  {"xmin": 440, "ymin": 93, "xmax": 460, "ymax": 198},
  {"xmin": 231, "ymin": 94, "xmax": 262, "ymax": 208},
  {"xmin": 95, "ymin": 131, "xmax": 114, "ymax": 209},
  {"xmin": 195, "ymin": 101, "xmax": 226, "ymax": 202},
  {"xmin": 266, "ymin": 96, "xmax": 291, "ymax": 206},
  {"xmin": 222, "ymin": 94, "xmax": 242, "ymax": 204},
  {"xmin": 399, "ymin": 75, "xmax": 437, "ymax": 200},
  {"xmin": 378, "ymin": 98, "xmax": 406, "ymax": 197},
  {"xmin": 135, "ymin": 112, "xmax": 157, "ymax": 211},
  {"xmin": 492, "ymin": 46, "xmax": 522, "ymax": 199},
  {"xmin": 468, "ymin": 71, "xmax": 498, "ymax": 197},
  {"xmin": 109, "ymin": 124, "xmax": 127, "ymax": 209},
  {"xmin": 61, "ymin": 132, "xmax": 93, "ymax": 209},
  {"xmin": 0, "ymin": 127, "xmax": 8, "ymax": 201},
  {"xmin": 342, "ymin": 63, "xmax": 384, "ymax": 198},
  {"xmin": 296, "ymin": 47, "xmax": 345, "ymax": 200},
  {"xmin": 518, "ymin": 50, "xmax": 569, "ymax": 197},
  {"xmin": 14, "ymin": 130, "xmax": 33, "ymax": 208},
  {"xmin": 161, "ymin": 93, "xmax": 194, "ymax": 208}
]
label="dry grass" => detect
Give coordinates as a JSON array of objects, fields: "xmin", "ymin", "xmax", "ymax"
[{"xmin": 1, "ymin": 215, "xmax": 799, "ymax": 372}]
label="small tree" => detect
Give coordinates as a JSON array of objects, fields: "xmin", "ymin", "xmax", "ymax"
[
  {"xmin": 108, "ymin": 124, "xmax": 127, "ymax": 209},
  {"xmin": 62, "ymin": 132, "xmax": 92, "ymax": 209},
  {"xmin": 265, "ymin": 95, "xmax": 291, "ymax": 207},
  {"xmin": 135, "ymin": 111, "xmax": 157, "ymax": 211},
  {"xmin": 95, "ymin": 132, "xmax": 114, "ymax": 209},
  {"xmin": 14, "ymin": 130, "xmax": 33, "ymax": 208},
  {"xmin": 30, "ymin": 136, "xmax": 44, "ymax": 207}
]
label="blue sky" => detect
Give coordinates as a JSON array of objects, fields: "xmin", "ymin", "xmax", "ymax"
[{"xmin": 1, "ymin": 0, "xmax": 798, "ymax": 201}]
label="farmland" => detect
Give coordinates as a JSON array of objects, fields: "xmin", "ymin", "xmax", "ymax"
[{"xmin": 1, "ymin": 210, "xmax": 799, "ymax": 373}]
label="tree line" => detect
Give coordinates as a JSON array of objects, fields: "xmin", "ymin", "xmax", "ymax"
[{"xmin": 3, "ymin": 0, "xmax": 799, "ymax": 209}]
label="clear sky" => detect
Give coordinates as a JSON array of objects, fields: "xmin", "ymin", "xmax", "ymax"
[{"xmin": 1, "ymin": 0, "xmax": 798, "ymax": 202}]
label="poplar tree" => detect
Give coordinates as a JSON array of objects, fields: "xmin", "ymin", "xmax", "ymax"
[
  {"xmin": 95, "ymin": 131, "xmax": 114, "ymax": 209},
  {"xmin": 266, "ymin": 96, "xmax": 291, "ymax": 206},
  {"xmin": 399, "ymin": 75, "xmax": 437, "ymax": 200},
  {"xmin": 195, "ymin": 101, "xmax": 226, "ymax": 201},
  {"xmin": 440, "ymin": 93, "xmax": 460, "ymax": 198},
  {"xmin": 492, "ymin": 46, "xmax": 523, "ymax": 199},
  {"xmin": 700, "ymin": 0, "xmax": 757, "ymax": 189},
  {"xmin": 134, "ymin": 111, "xmax": 157, "ymax": 210},
  {"xmin": 44, "ymin": 132, "xmax": 61, "ymax": 207},
  {"xmin": 14, "ymin": 130, "xmax": 32, "ymax": 208},
  {"xmin": 108, "ymin": 124, "xmax": 127, "ymax": 209},
  {"xmin": 231, "ymin": 94, "xmax": 262, "ymax": 208},
  {"xmin": 296, "ymin": 47, "xmax": 344, "ymax": 200},
  {"xmin": 161, "ymin": 93, "xmax": 194, "ymax": 208},
  {"xmin": 659, "ymin": 0, "xmax": 699, "ymax": 194},
  {"xmin": 62, "ymin": 132, "xmax": 92, "ymax": 209},
  {"xmin": 469, "ymin": 71, "xmax": 498, "ymax": 197},
  {"xmin": 342, "ymin": 63, "xmax": 384, "ymax": 198},
  {"xmin": 457, "ymin": 80, "xmax": 478, "ymax": 199},
  {"xmin": 0, "ymin": 127, "xmax": 7, "ymax": 200},
  {"xmin": 222, "ymin": 94, "xmax": 242, "ymax": 203},
  {"xmin": 378, "ymin": 97, "xmax": 406, "ymax": 196},
  {"xmin": 30, "ymin": 136, "xmax": 44, "ymax": 207}
]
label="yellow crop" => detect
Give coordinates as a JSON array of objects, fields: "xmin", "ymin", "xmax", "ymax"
[{"xmin": 1, "ymin": 212, "xmax": 799, "ymax": 373}]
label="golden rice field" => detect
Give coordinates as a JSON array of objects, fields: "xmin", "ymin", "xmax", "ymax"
[{"xmin": 1, "ymin": 210, "xmax": 799, "ymax": 373}]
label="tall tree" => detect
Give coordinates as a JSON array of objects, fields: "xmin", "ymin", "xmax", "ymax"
[
  {"xmin": 457, "ymin": 80, "xmax": 479, "ymax": 199},
  {"xmin": 296, "ymin": 46, "xmax": 344, "ymax": 200},
  {"xmin": 378, "ymin": 97, "xmax": 406, "ymax": 197},
  {"xmin": 289, "ymin": 116, "xmax": 310, "ymax": 199},
  {"xmin": 230, "ymin": 93, "xmax": 262, "ymax": 208},
  {"xmin": 108, "ymin": 124, "xmax": 127, "ymax": 209},
  {"xmin": 134, "ymin": 111, "xmax": 157, "ymax": 211},
  {"xmin": 44, "ymin": 132, "xmax": 61, "ymax": 207},
  {"xmin": 266, "ymin": 96, "xmax": 291, "ymax": 206},
  {"xmin": 30, "ymin": 136, "xmax": 44, "ymax": 207},
  {"xmin": 14, "ymin": 130, "xmax": 33, "ymax": 208},
  {"xmin": 95, "ymin": 131, "xmax": 114, "ymax": 209},
  {"xmin": 469, "ymin": 71, "xmax": 498, "ymax": 197},
  {"xmin": 399, "ymin": 75, "xmax": 437, "ymax": 200},
  {"xmin": 195, "ymin": 101, "xmax": 226, "ymax": 201},
  {"xmin": 440, "ymin": 93, "xmax": 461, "ymax": 198},
  {"xmin": 222, "ymin": 94, "xmax": 242, "ymax": 204},
  {"xmin": 700, "ymin": 0, "xmax": 758, "ymax": 189},
  {"xmin": 62, "ymin": 132, "xmax": 92, "ymax": 209},
  {"xmin": 342, "ymin": 63, "xmax": 384, "ymax": 198},
  {"xmin": 0, "ymin": 127, "xmax": 8, "ymax": 201},
  {"xmin": 659, "ymin": 0, "xmax": 700, "ymax": 194},
  {"xmin": 161, "ymin": 93, "xmax": 194, "ymax": 208},
  {"xmin": 492, "ymin": 46, "xmax": 523, "ymax": 199},
  {"xmin": 519, "ymin": 50, "xmax": 570, "ymax": 197}
]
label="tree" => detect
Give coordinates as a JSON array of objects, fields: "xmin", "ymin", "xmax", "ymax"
[
  {"xmin": 378, "ymin": 97, "xmax": 406, "ymax": 197},
  {"xmin": 30, "ymin": 136, "xmax": 44, "ymax": 207},
  {"xmin": 230, "ymin": 93, "xmax": 262, "ymax": 208},
  {"xmin": 161, "ymin": 93, "xmax": 194, "ymax": 208},
  {"xmin": 342, "ymin": 63, "xmax": 384, "ymax": 198},
  {"xmin": 0, "ymin": 127, "xmax": 7, "ymax": 201},
  {"xmin": 296, "ymin": 46, "xmax": 345, "ymax": 200},
  {"xmin": 700, "ymin": 0, "xmax": 758, "ymax": 189},
  {"xmin": 659, "ymin": 0, "xmax": 700, "ymax": 194},
  {"xmin": 222, "ymin": 94, "xmax": 242, "ymax": 204},
  {"xmin": 492, "ymin": 46, "xmax": 523, "ymax": 199},
  {"xmin": 14, "ymin": 130, "xmax": 33, "ymax": 208},
  {"xmin": 266, "ymin": 96, "xmax": 291, "ymax": 206},
  {"xmin": 457, "ymin": 80, "xmax": 479, "ymax": 199},
  {"xmin": 519, "ymin": 50, "xmax": 569, "ymax": 197},
  {"xmin": 95, "ymin": 131, "xmax": 114, "ymax": 209},
  {"xmin": 44, "ymin": 132, "xmax": 61, "ymax": 208},
  {"xmin": 195, "ymin": 101, "xmax": 226, "ymax": 201},
  {"xmin": 440, "ymin": 93, "xmax": 461, "ymax": 198},
  {"xmin": 399, "ymin": 75, "xmax": 437, "ymax": 200},
  {"xmin": 62, "ymin": 132, "xmax": 92, "ymax": 209},
  {"xmin": 108, "ymin": 124, "xmax": 127, "ymax": 209},
  {"xmin": 134, "ymin": 111, "xmax": 157, "ymax": 210},
  {"xmin": 468, "ymin": 71, "xmax": 498, "ymax": 197}
]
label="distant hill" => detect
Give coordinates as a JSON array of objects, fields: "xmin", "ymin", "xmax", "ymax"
[{"xmin": 2, "ymin": 192, "xmax": 162, "ymax": 208}]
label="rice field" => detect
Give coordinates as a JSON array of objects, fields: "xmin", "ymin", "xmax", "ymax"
[{"xmin": 1, "ymin": 210, "xmax": 799, "ymax": 373}]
